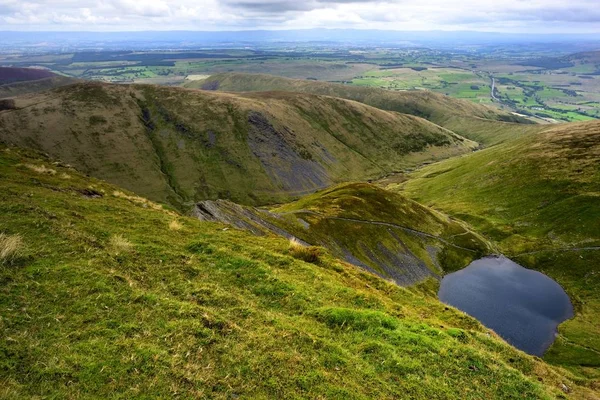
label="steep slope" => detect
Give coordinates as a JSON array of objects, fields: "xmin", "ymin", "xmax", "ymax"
[
  {"xmin": 193, "ymin": 183, "xmax": 492, "ymax": 286},
  {"xmin": 0, "ymin": 145, "xmax": 596, "ymax": 399},
  {"xmin": 399, "ymin": 120, "xmax": 600, "ymax": 375},
  {"xmin": 187, "ymin": 72, "xmax": 541, "ymax": 145},
  {"xmin": 0, "ymin": 82, "xmax": 476, "ymax": 209}
]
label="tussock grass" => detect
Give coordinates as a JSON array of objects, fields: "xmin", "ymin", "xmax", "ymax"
[
  {"xmin": 168, "ymin": 220, "xmax": 182, "ymax": 231},
  {"xmin": 0, "ymin": 233, "xmax": 23, "ymax": 265},
  {"xmin": 289, "ymin": 238, "xmax": 320, "ymax": 263},
  {"xmin": 112, "ymin": 190, "xmax": 173, "ymax": 214},
  {"xmin": 24, "ymin": 163, "xmax": 56, "ymax": 175},
  {"xmin": 108, "ymin": 234, "xmax": 133, "ymax": 254}
]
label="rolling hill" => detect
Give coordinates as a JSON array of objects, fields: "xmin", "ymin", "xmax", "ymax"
[
  {"xmin": 398, "ymin": 120, "xmax": 600, "ymax": 375},
  {"xmin": 0, "ymin": 75, "xmax": 78, "ymax": 99},
  {"xmin": 0, "ymin": 82, "xmax": 476, "ymax": 209},
  {"xmin": 0, "ymin": 67, "xmax": 57, "ymax": 85},
  {"xmin": 0, "ymin": 145, "xmax": 595, "ymax": 399},
  {"xmin": 186, "ymin": 72, "xmax": 542, "ymax": 146},
  {"xmin": 0, "ymin": 67, "xmax": 78, "ymax": 99},
  {"xmin": 193, "ymin": 183, "xmax": 493, "ymax": 286}
]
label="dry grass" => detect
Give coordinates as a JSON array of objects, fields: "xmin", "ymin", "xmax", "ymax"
[
  {"xmin": 112, "ymin": 190, "xmax": 175, "ymax": 215},
  {"xmin": 288, "ymin": 238, "xmax": 320, "ymax": 263},
  {"xmin": 24, "ymin": 163, "xmax": 56, "ymax": 175},
  {"xmin": 0, "ymin": 233, "xmax": 23, "ymax": 265},
  {"xmin": 108, "ymin": 234, "xmax": 133, "ymax": 255},
  {"xmin": 168, "ymin": 220, "xmax": 183, "ymax": 231}
]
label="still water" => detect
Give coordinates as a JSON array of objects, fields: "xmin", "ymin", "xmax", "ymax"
[{"xmin": 438, "ymin": 256, "xmax": 573, "ymax": 356}]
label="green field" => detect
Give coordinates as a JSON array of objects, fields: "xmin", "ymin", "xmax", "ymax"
[
  {"xmin": 351, "ymin": 68, "xmax": 492, "ymax": 103},
  {"xmin": 2, "ymin": 47, "xmax": 599, "ymax": 122}
]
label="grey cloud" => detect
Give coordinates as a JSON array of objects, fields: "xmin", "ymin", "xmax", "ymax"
[
  {"xmin": 223, "ymin": 0, "xmax": 317, "ymax": 13},
  {"xmin": 0, "ymin": 0, "xmax": 600, "ymax": 32},
  {"xmin": 222, "ymin": 0, "xmax": 378, "ymax": 14},
  {"xmin": 533, "ymin": 7, "xmax": 600, "ymax": 23}
]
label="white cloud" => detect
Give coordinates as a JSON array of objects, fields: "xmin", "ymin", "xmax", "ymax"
[{"xmin": 0, "ymin": 0, "xmax": 598, "ymax": 32}]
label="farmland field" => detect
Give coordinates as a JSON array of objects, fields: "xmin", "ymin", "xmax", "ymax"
[{"xmin": 1, "ymin": 46, "xmax": 599, "ymax": 122}]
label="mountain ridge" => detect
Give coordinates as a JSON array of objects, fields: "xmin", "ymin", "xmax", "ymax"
[{"xmin": 0, "ymin": 81, "xmax": 477, "ymax": 209}]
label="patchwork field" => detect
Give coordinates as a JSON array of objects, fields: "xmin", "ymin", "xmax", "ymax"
[{"xmin": 2, "ymin": 47, "xmax": 599, "ymax": 122}]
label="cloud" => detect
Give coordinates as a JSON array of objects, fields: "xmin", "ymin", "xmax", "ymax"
[
  {"xmin": 111, "ymin": 0, "xmax": 172, "ymax": 17},
  {"xmin": 0, "ymin": 0, "xmax": 598, "ymax": 32}
]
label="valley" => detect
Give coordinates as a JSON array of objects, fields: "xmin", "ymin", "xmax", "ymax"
[
  {"xmin": 1, "ymin": 59, "xmax": 599, "ymax": 397},
  {"xmin": 3, "ymin": 46, "xmax": 599, "ymax": 123},
  {"xmin": 0, "ymin": 81, "xmax": 477, "ymax": 208}
]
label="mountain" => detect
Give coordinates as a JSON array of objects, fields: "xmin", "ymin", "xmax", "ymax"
[
  {"xmin": 0, "ymin": 144, "xmax": 593, "ymax": 399},
  {"xmin": 0, "ymin": 82, "xmax": 476, "ymax": 209},
  {"xmin": 193, "ymin": 183, "xmax": 493, "ymax": 286},
  {"xmin": 399, "ymin": 120, "xmax": 600, "ymax": 374},
  {"xmin": 186, "ymin": 72, "xmax": 542, "ymax": 146}
]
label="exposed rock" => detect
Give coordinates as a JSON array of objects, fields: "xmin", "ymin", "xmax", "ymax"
[
  {"xmin": 191, "ymin": 196, "xmax": 448, "ymax": 286},
  {"xmin": 247, "ymin": 111, "xmax": 330, "ymax": 193}
]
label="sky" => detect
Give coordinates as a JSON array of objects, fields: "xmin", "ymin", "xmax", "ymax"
[{"xmin": 1, "ymin": 0, "xmax": 599, "ymax": 33}]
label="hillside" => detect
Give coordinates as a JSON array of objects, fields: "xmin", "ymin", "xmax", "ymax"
[
  {"xmin": 1, "ymin": 145, "xmax": 597, "ymax": 398},
  {"xmin": 193, "ymin": 183, "xmax": 493, "ymax": 286},
  {"xmin": 398, "ymin": 120, "xmax": 600, "ymax": 375},
  {"xmin": 0, "ymin": 82, "xmax": 476, "ymax": 209},
  {"xmin": 0, "ymin": 67, "xmax": 57, "ymax": 85},
  {"xmin": 187, "ymin": 72, "xmax": 541, "ymax": 145},
  {"xmin": 0, "ymin": 75, "xmax": 78, "ymax": 99}
]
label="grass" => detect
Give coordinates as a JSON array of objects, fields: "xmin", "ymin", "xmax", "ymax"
[
  {"xmin": 0, "ymin": 145, "xmax": 597, "ymax": 399},
  {"xmin": 272, "ymin": 183, "xmax": 493, "ymax": 277},
  {"xmin": 350, "ymin": 67, "xmax": 491, "ymax": 103},
  {"xmin": 168, "ymin": 219, "xmax": 183, "ymax": 231},
  {"xmin": 24, "ymin": 163, "xmax": 56, "ymax": 175},
  {"xmin": 0, "ymin": 233, "xmax": 23, "ymax": 266},
  {"xmin": 0, "ymin": 81, "xmax": 476, "ymax": 209},
  {"xmin": 108, "ymin": 234, "xmax": 134, "ymax": 255},
  {"xmin": 397, "ymin": 120, "xmax": 600, "ymax": 377},
  {"xmin": 288, "ymin": 238, "xmax": 321, "ymax": 263},
  {"xmin": 188, "ymin": 72, "xmax": 535, "ymax": 146}
]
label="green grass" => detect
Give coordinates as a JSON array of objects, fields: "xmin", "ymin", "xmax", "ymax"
[
  {"xmin": 204, "ymin": 182, "xmax": 495, "ymax": 283},
  {"xmin": 0, "ymin": 145, "xmax": 596, "ymax": 399},
  {"xmin": 397, "ymin": 120, "xmax": 600, "ymax": 377},
  {"xmin": 272, "ymin": 183, "xmax": 493, "ymax": 276}
]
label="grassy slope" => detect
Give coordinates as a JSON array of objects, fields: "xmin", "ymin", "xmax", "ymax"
[
  {"xmin": 193, "ymin": 183, "xmax": 493, "ymax": 286},
  {"xmin": 188, "ymin": 72, "xmax": 541, "ymax": 146},
  {"xmin": 270, "ymin": 183, "xmax": 493, "ymax": 277},
  {"xmin": 399, "ymin": 120, "xmax": 600, "ymax": 376},
  {"xmin": 0, "ymin": 82, "xmax": 475, "ymax": 209},
  {"xmin": 0, "ymin": 76, "xmax": 79, "ymax": 99},
  {"xmin": 0, "ymin": 146, "xmax": 597, "ymax": 399}
]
